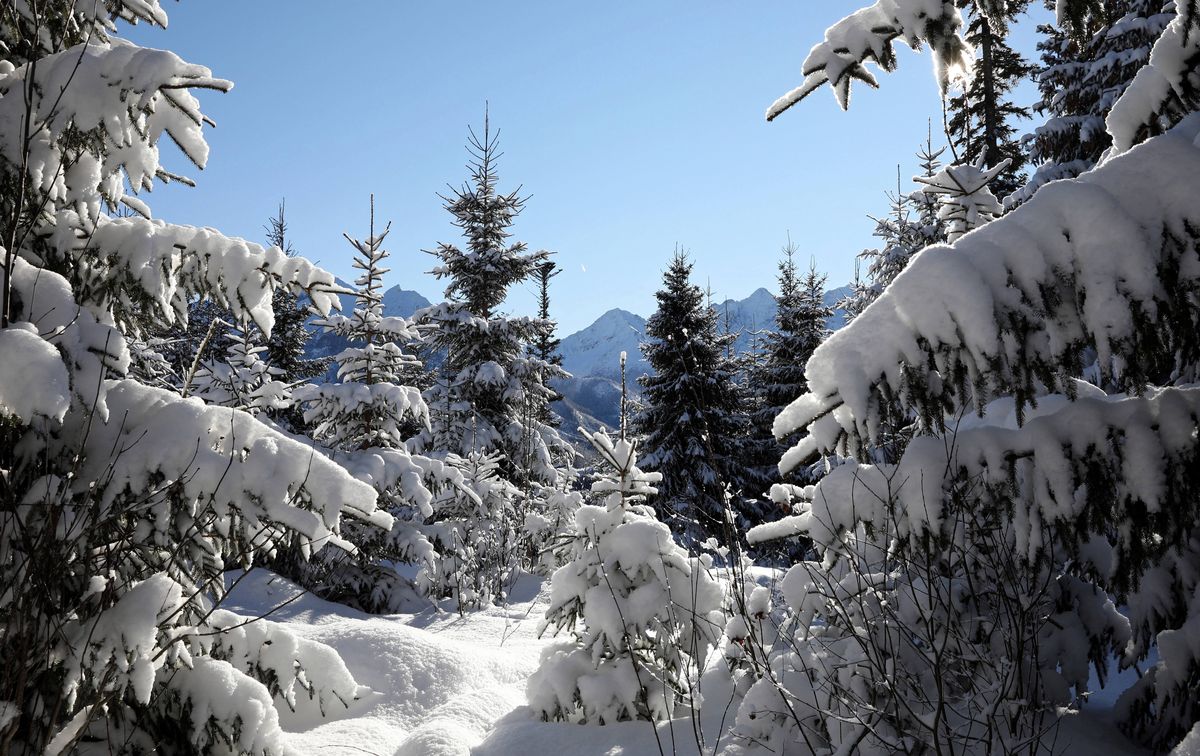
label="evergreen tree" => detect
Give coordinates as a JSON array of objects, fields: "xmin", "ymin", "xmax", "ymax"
[
  {"xmin": 415, "ymin": 112, "xmax": 567, "ymax": 488},
  {"xmin": 758, "ymin": 3, "xmax": 1200, "ymax": 749},
  {"xmin": 528, "ymin": 428, "xmax": 723, "ymax": 724},
  {"xmin": 946, "ymin": 1, "xmax": 1036, "ymax": 200},
  {"xmin": 0, "ymin": 5, "xmax": 387, "ymax": 750},
  {"xmin": 1014, "ymin": 0, "xmax": 1176, "ymax": 204},
  {"xmin": 531, "ymin": 259, "xmax": 564, "ymax": 426},
  {"xmin": 532, "ymin": 259, "xmax": 563, "ymax": 365},
  {"xmin": 290, "ymin": 198, "xmax": 448, "ymax": 612},
  {"xmin": 262, "ymin": 200, "xmax": 329, "ymax": 391},
  {"xmin": 747, "ymin": 239, "xmax": 833, "ymax": 497},
  {"xmin": 295, "ymin": 198, "xmax": 427, "ymax": 451},
  {"xmin": 635, "ymin": 250, "xmax": 744, "ymax": 546}
]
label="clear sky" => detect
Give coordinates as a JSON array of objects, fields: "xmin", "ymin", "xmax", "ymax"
[{"xmin": 126, "ymin": 1, "xmax": 1046, "ymax": 334}]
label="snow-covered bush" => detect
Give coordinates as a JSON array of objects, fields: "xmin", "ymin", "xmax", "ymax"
[
  {"xmin": 528, "ymin": 428, "xmax": 725, "ymax": 723},
  {"xmin": 0, "ymin": 3, "xmax": 383, "ymax": 751}
]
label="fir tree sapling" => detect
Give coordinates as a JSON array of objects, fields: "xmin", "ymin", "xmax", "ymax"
[
  {"xmin": 528, "ymin": 426, "xmax": 723, "ymax": 724},
  {"xmin": 290, "ymin": 197, "xmax": 453, "ymax": 613}
]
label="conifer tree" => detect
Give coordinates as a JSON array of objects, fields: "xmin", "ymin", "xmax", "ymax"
[
  {"xmin": 531, "ymin": 259, "xmax": 564, "ymax": 426},
  {"xmin": 1014, "ymin": 0, "xmax": 1176, "ymax": 204},
  {"xmin": 291, "ymin": 198, "xmax": 447, "ymax": 612},
  {"xmin": 635, "ymin": 250, "xmax": 744, "ymax": 546},
  {"xmin": 528, "ymin": 428, "xmax": 723, "ymax": 724},
  {"xmin": 0, "ymin": 5, "xmax": 387, "ymax": 750},
  {"xmin": 415, "ymin": 112, "xmax": 567, "ymax": 488},
  {"xmin": 296, "ymin": 198, "xmax": 427, "ymax": 450},
  {"xmin": 758, "ymin": 3, "xmax": 1200, "ymax": 749},
  {"xmin": 946, "ymin": 1, "xmax": 1036, "ymax": 200},
  {"xmin": 532, "ymin": 260, "xmax": 563, "ymax": 365},
  {"xmin": 754, "ymin": 248, "xmax": 832, "ymax": 468},
  {"xmin": 262, "ymin": 201, "xmax": 328, "ymax": 391}
]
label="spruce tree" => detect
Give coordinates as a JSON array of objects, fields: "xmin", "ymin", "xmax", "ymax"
[
  {"xmin": 0, "ymin": 5, "xmax": 388, "ymax": 749},
  {"xmin": 529, "ymin": 428, "xmax": 723, "ymax": 724},
  {"xmin": 532, "ymin": 260, "xmax": 563, "ymax": 365},
  {"xmin": 531, "ymin": 259, "xmax": 564, "ymax": 426},
  {"xmin": 1015, "ymin": 0, "xmax": 1175, "ymax": 204},
  {"xmin": 262, "ymin": 200, "xmax": 328, "ymax": 390},
  {"xmin": 947, "ymin": 1, "xmax": 1036, "ymax": 200},
  {"xmin": 635, "ymin": 250, "xmax": 743, "ymax": 547},
  {"xmin": 760, "ymin": 3, "xmax": 1200, "ymax": 749},
  {"xmin": 750, "ymin": 245, "xmax": 832, "ymax": 480},
  {"xmin": 416, "ymin": 112, "xmax": 567, "ymax": 488},
  {"xmin": 295, "ymin": 198, "xmax": 427, "ymax": 451},
  {"xmin": 289, "ymin": 198, "xmax": 449, "ymax": 613}
]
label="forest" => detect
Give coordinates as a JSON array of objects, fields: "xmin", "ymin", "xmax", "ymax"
[{"xmin": 1, "ymin": 1, "xmax": 1199, "ymax": 754}]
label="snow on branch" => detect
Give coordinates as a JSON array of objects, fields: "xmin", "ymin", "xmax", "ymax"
[
  {"xmin": 84, "ymin": 217, "xmax": 342, "ymax": 335},
  {"xmin": 0, "ymin": 40, "xmax": 231, "ymax": 216},
  {"xmin": 775, "ymin": 113, "xmax": 1200, "ymax": 462},
  {"xmin": 1107, "ymin": 7, "xmax": 1200, "ymax": 152},
  {"xmin": 77, "ymin": 380, "xmax": 390, "ymax": 558},
  {"xmin": 757, "ymin": 386, "xmax": 1200, "ymax": 561},
  {"xmin": 766, "ymin": 0, "xmax": 971, "ymax": 119}
]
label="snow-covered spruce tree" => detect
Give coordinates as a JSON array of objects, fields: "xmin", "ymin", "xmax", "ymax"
[
  {"xmin": 946, "ymin": 1, "xmax": 1036, "ymax": 201},
  {"xmin": 635, "ymin": 250, "xmax": 745, "ymax": 547},
  {"xmin": 528, "ymin": 428, "xmax": 724, "ymax": 724},
  {"xmin": 414, "ymin": 113, "xmax": 568, "ymax": 488},
  {"xmin": 290, "ymin": 199, "xmax": 453, "ymax": 612},
  {"xmin": 841, "ymin": 139, "xmax": 949, "ymax": 320},
  {"xmin": 747, "ymin": 242, "xmax": 831, "ymax": 490},
  {"xmin": 417, "ymin": 450, "xmax": 521, "ymax": 610},
  {"xmin": 190, "ymin": 317, "xmax": 292, "ymax": 417},
  {"xmin": 914, "ymin": 153, "xmax": 1011, "ymax": 241},
  {"xmin": 1013, "ymin": 0, "xmax": 1176, "ymax": 205},
  {"xmin": 753, "ymin": 2, "xmax": 1200, "ymax": 751},
  {"xmin": 0, "ymin": 4, "xmax": 387, "ymax": 752},
  {"xmin": 414, "ymin": 113, "xmax": 573, "ymax": 602}
]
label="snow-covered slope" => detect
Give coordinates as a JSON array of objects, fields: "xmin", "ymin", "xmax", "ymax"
[
  {"xmin": 222, "ymin": 567, "xmax": 1149, "ymax": 756},
  {"xmin": 558, "ymin": 308, "xmax": 648, "ymax": 380}
]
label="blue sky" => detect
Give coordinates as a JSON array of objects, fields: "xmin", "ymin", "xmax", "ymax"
[{"xmin": 127, "ymin": 2, "xmax": 1046, "ymax": 334}]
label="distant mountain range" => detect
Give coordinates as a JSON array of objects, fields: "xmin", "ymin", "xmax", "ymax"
[
  {"xmin": 554, "ymin": 286, "xmax": 851, "ymax": 434},
  {"xmin": 304, "ymin": 282, "xmax": 851, "ymax": 438}
]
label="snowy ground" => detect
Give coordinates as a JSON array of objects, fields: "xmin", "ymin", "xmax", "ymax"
[{"xmin": 224, "ymin": 569, "xmax": 1150, "ymax": 756}]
